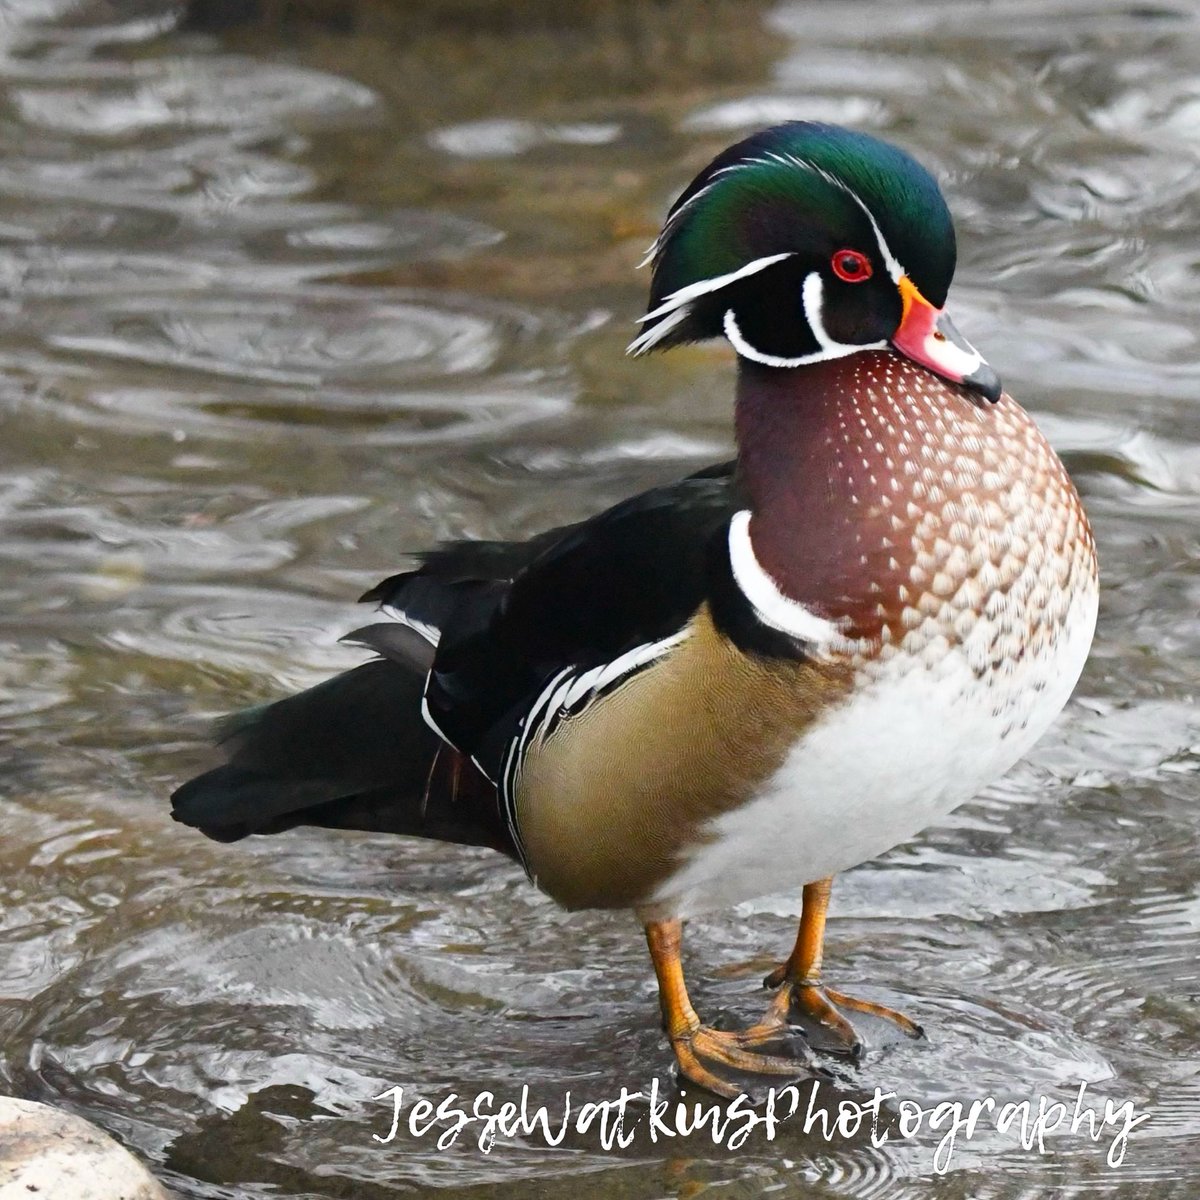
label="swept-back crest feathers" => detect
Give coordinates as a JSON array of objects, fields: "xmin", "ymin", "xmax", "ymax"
[{"xmin": 630, "ymin": 122, "xmax": 956, "ymax": 355}]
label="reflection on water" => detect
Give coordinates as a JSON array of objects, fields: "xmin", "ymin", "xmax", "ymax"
[{"xmin": 0, "ymin": 1, "xmax": 1197, "ymax": 1197}]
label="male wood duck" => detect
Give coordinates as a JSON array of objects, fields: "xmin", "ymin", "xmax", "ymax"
[{"xmin": 172, "ymin": 122, "xmax": 1099, "ymax": 1097}]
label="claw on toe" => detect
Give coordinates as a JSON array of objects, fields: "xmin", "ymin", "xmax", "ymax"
[
  {"xmin": 761, "ymin": 974, "xmax": 923, "ymax": 1057},
  {"xmin": 756, "ymin": 879, "xmax": 925, "ymax": 1059},
  {"xmin": 643, "ymin": 910, "xmax": 921, "ymax": 1102},
  {"xmin": 672, "ymin": 1023, "xmax": 813, "ymax": 1099},
  {"xmin": 825, "ymin": 985, "xmax": 924, "ymax": 1040}
]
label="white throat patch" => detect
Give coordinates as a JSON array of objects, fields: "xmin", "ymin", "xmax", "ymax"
[{"xmin": 722, "ymin": 271, "xmax": 887, "ymax": 369}]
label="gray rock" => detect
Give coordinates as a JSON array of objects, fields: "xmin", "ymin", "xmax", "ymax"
[{"xmin": 0, "ymin": 1097, "xmax": 168, "ymax": 1199}]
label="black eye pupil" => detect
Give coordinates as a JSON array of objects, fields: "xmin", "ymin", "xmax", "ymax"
[{"xmin": 840, "ymin": 255, "xmax": 860, "ymax": 275}]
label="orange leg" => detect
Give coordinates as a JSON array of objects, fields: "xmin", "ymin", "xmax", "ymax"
[
  {"xmin": 644, "ymin": 918, "xmax": 813, "ymax": 1098},
  {"xmin": 759, "ymin": 878, "xmax": 923, "ymax": 1056}
]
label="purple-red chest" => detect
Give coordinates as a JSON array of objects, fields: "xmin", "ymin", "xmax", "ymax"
[{"xmin": 735, "ymin": 350, "xmax": 1095, "ymax": 651}]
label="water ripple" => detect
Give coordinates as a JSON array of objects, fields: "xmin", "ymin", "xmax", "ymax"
[
  {"xmin": 12, "ymin": 56, "xmax": 378, "ymax": 137},
  {"xmin": 0, "ymin": 1, "xmax": 1197, "ymax": 1197}
]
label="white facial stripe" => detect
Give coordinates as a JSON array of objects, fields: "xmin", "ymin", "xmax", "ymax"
[
  {"xmin": 781, "ymin": 154, "xmax": 905, "ymax": 282},
  {"xmin": 628, "ymin": 251, "xmax": 798, "ymax": 357},
  {"xmin": 638, "ymin": 179, "xmax": 724, "ymax": 269},
  {"xmin": 803, "ymin": 272, "xmax": 851, "ymax": 353},
  {"xmin": 639, "ymin": 156, "xmax": 824, "ymax": 269},
  {"xmin": 626, "ymin": 306, "xmax": 688, "ymax": 356},
  {"xmin": 723, "ymin": 308, "xmax": 834, "ymax": 368},
  {"xmin": 728, "ymin": 510, "xmax": 843, "ymax": 647},
  {"xmin": 709, "ymin": 151, "xmax": 908, "ymax": 283},
  {"xmin": 834, "ymin": 178, "xmax": 905, "ymax": 283},
  {"xmin": 636, "ymin": 155, "xmax": 910, "ymax": 364},
  {"xmin": 722, "ymin": 271, "xmax": 886, "ymax": 368},
  {"xmin": 638, "ymin": 251, "xmax": 794, "ymax": 324}
]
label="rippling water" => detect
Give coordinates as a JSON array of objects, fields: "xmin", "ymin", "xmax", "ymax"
[{"xmin": 0, "ymin": 1, "xmax": 1197, "ymax": 1197}]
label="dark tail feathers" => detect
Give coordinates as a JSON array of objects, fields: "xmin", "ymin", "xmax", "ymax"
[{"xmin": 170, "ymin": 651, "xmax": 514, "ymax": 858}]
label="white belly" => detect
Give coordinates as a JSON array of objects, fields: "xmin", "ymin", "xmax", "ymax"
[{"xmin": 651, "ymin": 575, "xmax": 1099, "ymax": 918}]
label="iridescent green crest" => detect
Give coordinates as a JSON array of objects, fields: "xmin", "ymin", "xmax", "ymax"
[{"xmin": 634, "ymin": 123, "xmax": 957, "ymax": 355}]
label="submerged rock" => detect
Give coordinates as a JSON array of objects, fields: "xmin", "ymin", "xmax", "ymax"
[{"xmin": 0, "ymin": 1097, "xmax": 167, "ymax": 1199}]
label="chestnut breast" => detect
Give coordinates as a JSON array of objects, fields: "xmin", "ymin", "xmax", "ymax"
[{"xmin": 736, "ymin": 350, "xmax": 1097, "ymax": 673}]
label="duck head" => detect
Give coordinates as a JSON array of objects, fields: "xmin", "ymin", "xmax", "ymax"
[{"xmin": 629, "ymin": 122, "xmax": 1001, "ymax": 403}]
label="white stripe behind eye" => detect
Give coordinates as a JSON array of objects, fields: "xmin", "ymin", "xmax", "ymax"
[
  {"xmin": 626, "ymin": 305, "xmax": 688, "ymax": 356},
  {"xmin": 726, "ymin": 151, "xmax": 907, "ymax": 283},
  {"xmin": 638, "ymin": 252, "xmax": 794, "ymax": 325},
  {"xmin": 630, "ymin": 155, "xmax": 908, "ymax": 364},
  {"xmin": 627, "ymin": 251, "xmax": 796, "ymax": 357},
  {"xmin": 727, "ymin": 509, "xmax": 844, "ymax": 648}
]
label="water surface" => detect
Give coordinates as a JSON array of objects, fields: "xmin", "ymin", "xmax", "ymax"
[{"xmin": 0, "ymin": 1, "xmax": 1197, "ymax": 1197}]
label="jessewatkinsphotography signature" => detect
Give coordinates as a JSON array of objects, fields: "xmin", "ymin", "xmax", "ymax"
[{"xmin": 374, "ymin": 1078, "xmax": 1150, "ymax": 1174}]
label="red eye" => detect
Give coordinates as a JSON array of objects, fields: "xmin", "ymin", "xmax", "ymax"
[{"xmin": 831, "ymin": 249, "xmax": 873, "ymax": 283}]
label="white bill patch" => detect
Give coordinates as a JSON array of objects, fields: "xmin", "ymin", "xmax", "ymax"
[{"xmin": 912, "ymin": 328, "xmax": 986, "ymax": 380}]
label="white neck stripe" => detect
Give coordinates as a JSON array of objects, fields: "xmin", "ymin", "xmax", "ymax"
[{"xmin": 728, "ymin": 510, "xmax": 843, "ymax": 647}]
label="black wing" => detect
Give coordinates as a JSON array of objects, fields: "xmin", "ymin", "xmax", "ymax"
[
  {"xmin": 172, "ymin": 462, "xmax": 801, "ymax": 855},
  {"xmin": 366, "ymin": 461, "xmax": 754, "ymax": 781}
]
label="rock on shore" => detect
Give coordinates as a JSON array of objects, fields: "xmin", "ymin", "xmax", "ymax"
[{"xmin": 0, "ymin": 1097, "xmax": 168, "ymax": 1199}]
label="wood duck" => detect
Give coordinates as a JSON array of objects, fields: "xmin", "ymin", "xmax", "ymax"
[{"xmin": 172, "ymin": 122, "xmax": 1099, "ymax": 1097}]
